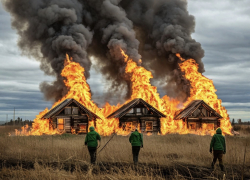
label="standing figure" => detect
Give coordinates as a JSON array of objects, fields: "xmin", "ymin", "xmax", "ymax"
[
  {"xmin": 210, "ymin": 127, "xmax": 226, "ymax": 171},
  {"xmin": 129, "ymin": 128, "xmax": 143, "ymax": 165},
  {"xmin": 85, "ymin": 126, "xmax": 101, "ymax": 164}
]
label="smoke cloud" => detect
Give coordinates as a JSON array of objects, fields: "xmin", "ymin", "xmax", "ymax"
[
  {"xmin": 120, "ymin": 0, "xmax": 205, "ymax": 101},
  {"xmin": 2, "ymin": 0, "xmax": 204, "ymax": 104},
  {"xmin": 2, "ymin": 0, "xmax": 93, "ymax": 102}
]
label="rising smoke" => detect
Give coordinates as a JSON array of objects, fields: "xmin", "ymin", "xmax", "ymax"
[{"xmin": 2, "ymin": 0, "xmax": 204, "ymax": 104}]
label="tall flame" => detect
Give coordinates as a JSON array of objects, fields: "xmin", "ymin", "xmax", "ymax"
[
  {"xmin": 177, "ymin": 54, "xmax": 232, "ymax": 134},
  {"xmin": 15, "ymin": 51, "xmax": 232, "ymax": 136}
]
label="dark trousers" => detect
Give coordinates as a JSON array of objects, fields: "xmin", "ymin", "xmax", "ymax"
[
  {"xmin": 212, "ymin": 150, "xmax": 224, "ymax": 170},
  {"xmin": 132, "ymin": 146, "xmax": 141, "ymax": 165},
  {"xmin": 88, "ymin": 147, "xmax": 97, "ymax": 164}
]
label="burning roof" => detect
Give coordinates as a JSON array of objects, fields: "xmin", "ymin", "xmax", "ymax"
[
  {"xmin": 14, "ymin": 51, "xmax": 232, "ymax": 136},
  {"xmin": 174, "ymin": 100, "xmax": 222, "ymax": 120},
  {"xmin": 42, "ymin": 98, "xmax": 101, "ymax": 120},
  {"xmin": 107, "ymin": 98, "xmax": 166, "ymax": 119}
]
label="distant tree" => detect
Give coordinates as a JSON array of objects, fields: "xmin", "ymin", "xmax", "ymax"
[
  {"xmin": 237, "ymin": 119, "xmax": 242, "ymax": 124},
  {"xmin": 232, "ymin": 118, "xmax": 235, "ymax": 125}
]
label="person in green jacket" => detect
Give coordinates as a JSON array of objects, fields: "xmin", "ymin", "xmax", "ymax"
[
  {"xmin": 210, "ymin": 127, "xmax": 226, "ymax": 171},
  {"xmin": 85, "ymin": 126, "xmax": 101, "ymax": 164},
  {"xmin": 129, "ymin": 128, "xmax": 143, "ymax": 165}
]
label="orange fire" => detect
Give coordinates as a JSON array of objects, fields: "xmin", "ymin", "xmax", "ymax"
[
  {"xmin": 15, "ymin": 50, "xmax": 232, "ymax": 136},
  {"xmin": 177, "ymin": 54, "xmax": 232, "ymax": 135}
]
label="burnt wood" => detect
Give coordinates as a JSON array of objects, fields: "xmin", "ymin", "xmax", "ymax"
[
  {"xmin": 109, "ymin": 99, "xmax": 164, "ymax": 133},
  {"xmin": 174, "ymin": 100, "xmax": 222, "ymax": 131},
  {"xmin": 43, "ymin": 98, "xmax": 100, "ymax": 134}
]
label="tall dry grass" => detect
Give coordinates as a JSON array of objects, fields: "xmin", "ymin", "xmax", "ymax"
[{"xmin": 0, "ymin": 126, "xmax": 249, "ymax": 179}]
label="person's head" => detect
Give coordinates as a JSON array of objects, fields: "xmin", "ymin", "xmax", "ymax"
[
  {"xmin": 135, "ymin": 127, "xmax": 138, "ymax": 131},
  {"xmin": 216, "ymin": 127, "xmax": 222, "ymax": 134},
  {"xmin": 89, "ymin": 126, "xmax": 95, "ymax": 132}
]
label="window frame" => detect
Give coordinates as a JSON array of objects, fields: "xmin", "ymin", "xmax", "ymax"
[
  {"xmin": 204, "ymin": 123, "xmax": 214, "ymax": 131},
  {"xmin": 188, "ymin": 122, "xmax": 196, "ymax": 130},
  {"xmin": 78, "ymin": 123, "xmax": 88, "ymax": 133},
  {"xmin": 64, "ymin": 107, "xmax": 72, "ymax": 115},
  {"xmin": 57, "ymin": 118, "xmax": 65, "ymax": 131},
  {"xmin": 145, "ymin": 121, "xmax": 153, "ymax": 131},
  {"xmin": 128, "ymin": 108, "xmax": 134, "ymax": 114},
  {"xmin": 72, "ymin": 107, "xmax": 79, "ymax": 115},
  {"xmin": 125, "ymin": 122, "xmax": 132, "ymax": 131}
]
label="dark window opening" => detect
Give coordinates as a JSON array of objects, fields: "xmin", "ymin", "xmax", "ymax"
[
  {"xmin": 145, "ymin": 121, "xmax": 153, "ymax": 131},
  {"xmin": 72, "ymin": 107, "xmax": 79, "ymax": 115},
  {"xmin": 65, "ymin": 107, "xmax": 71, "ymax": 115}
]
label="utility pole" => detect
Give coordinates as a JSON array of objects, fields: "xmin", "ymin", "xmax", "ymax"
[
  {"xmin": 13, "ymin": 107, "xmax": 15, "ymax": 126},
  {"xmin": 5, "ymin": 114, "xmax": 7, "ymax": 128}
]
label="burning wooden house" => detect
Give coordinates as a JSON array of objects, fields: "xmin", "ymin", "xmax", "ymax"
[
  {"xmin": 107, "ymin": 98, "xmax": 166, "ymax": 133},
  {"xmin": 174, "ymin": 100, "xmax": 222, "ymax": 131},
  {"xmin": 42, "ymin": 98, "xmax": 100, "ymax": 134}
]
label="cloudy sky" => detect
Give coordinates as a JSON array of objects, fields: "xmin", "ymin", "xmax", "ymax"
[{"xmin": 0, "ymin": 0, "xmax": 249, "ymax": 123}]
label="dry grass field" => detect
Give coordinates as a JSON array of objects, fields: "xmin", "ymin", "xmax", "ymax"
[{"xmin": 0, "ymin": 126, "xmax": 249, "ymax": 180}]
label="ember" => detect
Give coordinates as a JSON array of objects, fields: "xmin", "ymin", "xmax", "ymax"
[{"xmin": 15, "ymin": 51, "xmax": 232, "ymax": 136}]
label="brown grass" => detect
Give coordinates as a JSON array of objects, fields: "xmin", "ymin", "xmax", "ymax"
[
  {"xmin": 0, "ymin": 126, "xmax": 249, "ymax": 179},
  {"xmin": 233, "ymin": 124, "xmax": 250, "ymax": 135}
]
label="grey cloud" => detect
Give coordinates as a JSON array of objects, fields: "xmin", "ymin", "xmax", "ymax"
[{"xmin": 0, "ymin": 0, "xmax": 249, "ymax": 122}]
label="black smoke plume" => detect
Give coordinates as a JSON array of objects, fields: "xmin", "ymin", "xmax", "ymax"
[
  {"xmin": 2, "ymin": 0, "xmax": 204, "ymax": 104},
  {"xmin": 2, "ymin": 0, "xmax": 93, "ymax": 102},
  {"xmin": 120, "ymin": 0, "xmax": 204, "ymax": 101}
]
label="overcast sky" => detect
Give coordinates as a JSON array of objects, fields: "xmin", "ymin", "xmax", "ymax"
[{"xmin": 0, "ymin": 0, "xmax": 249, "ymax": 122}]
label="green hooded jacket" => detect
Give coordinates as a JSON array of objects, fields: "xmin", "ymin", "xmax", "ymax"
[
  {"xmin": 85, "ymin": 127, "xmax": 101, "ymax": 148},
  {"xmin": 129, "ymin": 130, "xmax": 143, "ymax": 146},
  {"xmin": 210, "ymin": 128, "xmax": 226, "ymax": 153}
]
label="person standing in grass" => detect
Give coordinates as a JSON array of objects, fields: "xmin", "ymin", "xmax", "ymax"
[
  {"xmin": 85, "ymin": 126, "xmax": 101, "ymax": 164},
  {"xmin": 129, "ymin": 128, "xmax": 143, "ymax": 165},
  {"xmin": 210, "ymin": 127, "xmax": 226, "ymax": 171}
]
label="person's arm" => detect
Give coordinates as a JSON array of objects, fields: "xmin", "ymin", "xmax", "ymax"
[
  {"xmin": 97, "ymin": 133, "xmax": 101, "ymax": 148},
  {"xmin": 129, "ymin": 134, "xmax": 132, "ymax": 143},
  {"xmin": 140, "ymin": 133, "xmax": 143, "ymax": 148},
  {"xmin": 210, "ymin": 136, "xmax": 215, "ymax": 153},
  {"xmin": 85, "ymin": 134, "xmax": 88, "ymax": 146},
  {"xmin": 97, "ymin": 140, "xmax": 101, "ymax": 149}
]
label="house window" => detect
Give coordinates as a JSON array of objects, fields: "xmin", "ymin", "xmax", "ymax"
[
  {"xmin": 128, "ymin": 108, "xmax": 134, "ymax": 114},
  {"xmin": 125, "ymin": 122, "xmax": 132, "ymax": 131},
  {"xmin": 136, "ymin": 108, "xmax": 142, "ymax": 115},
  {"xmin": 65, "ymin": 107, "xmax": 71, "ymax": 115},
  {"xmin": 57, "ymin": 118, "xmax": 65, "ymax": 130},
  {"xmin": 72, "ymin": 107, "xmax": 79, "ymax": 115},
  {"xmin": 188, "ymin": 122, "xmax": 196, "ymax": 130},
  {"xmin": 77, "ymin": 123, "xmax": 87, "ymax": 133},
  {"xmin": 145, "ymin": 121, "xmax": 153, "ymax": 131},
  {"xmin": 142, "ymin": 108, "xmax": 148, "ymax": 114},
  {"xmin": 205, "ymin": 123, "xmax": 214, "ymax": 131}
]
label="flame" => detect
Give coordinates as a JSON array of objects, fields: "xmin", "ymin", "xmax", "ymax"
[
  {"xmin": 177, "ymin": 54, "xmax": 232, "ymax": 135},
  {"xmin": 14, "ymin": 51, "xmax": 231, "ymax": 136}
]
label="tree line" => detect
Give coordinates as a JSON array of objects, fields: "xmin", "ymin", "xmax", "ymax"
[
  {"xmin": 4, "ymin": 117, "xmax": 33, "ymax": 126},
  {"xmin": 231, "ymin": 118, "xmax": 250, "ymax": 125}
]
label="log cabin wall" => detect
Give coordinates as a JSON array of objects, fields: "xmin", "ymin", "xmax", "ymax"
[
  {"xmin": 43, "ymin": 99, "xmax": 99, "ymax": 134},
  {"xmin": 107, "ymin": 98, "xmax": 166, "ymax": 134},
  {"xmin": 186, "ymin": 118, "xmax": 219, "ymax": 131},
  {"xmin": 140, "ymin": 117, "xmax": 160, "ymax": 132},
  {"xmin": 175, "ymin": 100, "xmax": 223, "ymax": 132},
  {"xmin": 119, "ymin": 116, "xmax": 160, "ymax": 133},
  {"xmin": 51, "ymin": 102, "xmax": 90, "ymax": 133}
]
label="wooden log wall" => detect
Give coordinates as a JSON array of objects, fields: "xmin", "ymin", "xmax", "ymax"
[{"xmin": 65, "ymin": 118, "xmax": 71, "ymax": 133}]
